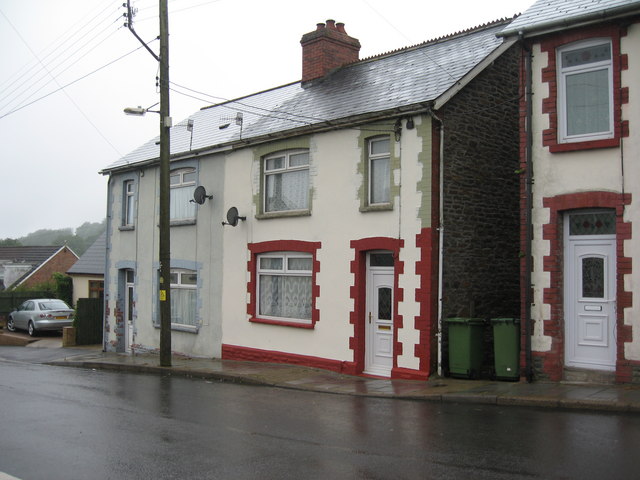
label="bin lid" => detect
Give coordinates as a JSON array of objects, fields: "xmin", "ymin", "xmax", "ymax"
[
  {"xmin": 445, "ymin": 317, "xmax": 485, "ymax": 325},
  {"xmin": 490, "ymin": 317, "xmax": 520, "ymax": 325}
]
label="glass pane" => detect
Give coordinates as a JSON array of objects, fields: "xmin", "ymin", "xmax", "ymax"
[
  {"xmin": 289, "ymin": 152, "xmax": 309, "ymax": 167},
  {"xmin": 582, "ymin": 257, "xmax": 604, "ymax": 298},
  {"xmin": 181, "ymin": 273, "xmax": 197, "ymax": 285},
  {"xmin": 288, "ymin": 257, "xmax": 312, "ymax": 271},
  {"xmin": 170, "ymin": 173, "xmax": 180, "ymax": 185},
  {"xmin": 569, "ymin": 212, "xmax": 615, "ymax": 235},
  {"xmin": 183, "ymin": 171, "xmax": 197, "ymax": 183},
  {"xmin": 265, "ymin": 170, "xmax": 309, "ymax": 212},
  {"xmin": 562, "ymin": 43, "xmax": 611, "ymax": 68},
  {"xmin": 170, "ymin": 185, "xmax": 197, "ymax": 220},
  {"xmin": 169, "ymin": 273, "xmax": 179, "ymax": 284},
  {"xmin": 370, "ymin": 157, "xmax": 390, "ymax": 204},
  {"xmin": 171, "ymin": 288, "xmax": 197, "ymax": 326},
  {"xmin": 126, "ymin": 270, "xmax": 134, "ymax": 283},
  {"xmin": 370, "ymin": 253, "xmax": 394, "ymax": 267},
  {"xmin": 265, "ymin": 156, "xmax": 285, "ymax": 171},
  {"xmin": 259, "ymin": 274, "xmax": 311, "ymax": 320},
  {"xmin": 566, "ymin": 69, "xmax": 610, "ymax": 136},
  {"xmin": 378, "ymin": 287, "xmax": 392, "ymax": 320},
  {"xmin": 260, "ymin": 257, "xmax": 283, "ymax": 271},
  {"xmin": 370, "ymin": 138, "xmax": 390, "ymax": 155}
]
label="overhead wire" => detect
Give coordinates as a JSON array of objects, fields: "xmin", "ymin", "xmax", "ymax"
[{"xmin": 0, "ymin": 2, "xmax": 121, "ymax": 109}]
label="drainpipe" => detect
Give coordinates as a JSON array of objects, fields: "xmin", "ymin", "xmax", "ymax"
[
  {"xmin": 428, "ymin": 107, "xmax": 445, "ymax": 377},
  {"xmin": 521, "ymin": 35, "xmax": 534, "ymax": 383}
]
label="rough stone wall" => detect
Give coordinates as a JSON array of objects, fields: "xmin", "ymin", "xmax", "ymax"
[{"xmin": 440, "ymin": 44, "xmax": 522, "ymax": 374}]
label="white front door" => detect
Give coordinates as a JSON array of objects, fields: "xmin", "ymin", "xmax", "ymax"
[
  {"xmin": 564, "ymin": 213, "xmax": 616, "ymax": 371},
  {"xmin": 365, "ymin": 253, "xmax": 394, "ymax": 377},
  {"xmin": 125, "ymin": 270, "xmax": 135, "ymax": 353}
]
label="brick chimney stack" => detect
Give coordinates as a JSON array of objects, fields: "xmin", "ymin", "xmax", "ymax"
[{"xmin": 300, "ymin": 20, "xmax": 361, "ymax": 83}]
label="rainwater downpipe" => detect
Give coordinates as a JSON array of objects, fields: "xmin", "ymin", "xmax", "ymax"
[
  {"xmin": 428, "ymin": 107, "xmax": 445, "ymax": 376},
  {"xmin": 521, "ymin": 35, "xmax": 534, "ymax": 382}
]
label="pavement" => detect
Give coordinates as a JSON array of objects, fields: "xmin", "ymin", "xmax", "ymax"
[{"xmin": 2, "ymin": 330, "xmax": 640, "ymax": 413}]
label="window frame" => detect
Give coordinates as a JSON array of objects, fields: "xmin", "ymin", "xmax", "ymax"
[
  {"xmin": 169, "ymin": 268, "xmax": 198, "ymax": 330},
  {"xmin": 122, "ymin": 179, "xmax": 135, "ymax": 229},
  {"xmin": 248, "ymin": 240, "xmax": 321, "ymax": 329},
  {"xmin": 557, "ymin": 38, "xmax": 614, "ymax": 144},
  {"xmin": 170, "ymin": 167, "xmax": 197, "ymax": 224},
  {"xmin": 262, "ymin": 149, "xmax": 310, "ymax": 215},
  {"xmin": 256, "ymin": 252, "xmax": 313, "ymax": 326},
  {"xmin": 367, "ymin": 136, "xmax": 391, "ymax": 206}
]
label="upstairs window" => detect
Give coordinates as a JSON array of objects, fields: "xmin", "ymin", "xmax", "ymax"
[
  {"xmin": 170, "ymin": 168, "xmax": 197, "ymax": 222},
  {"xmin": 263, "ymin": 150, "xmax": 309, "ymax": 213},
  {"xmin": 123, "ymin": 180, "xmax": 135, "ymax": 227},
  {"xmin": 558, "ymin": 40, "xmax": 613, "ymax": 143},
  {"xmin": 368, "ymin": 137, "xmax": 391, "ymax": 205}
]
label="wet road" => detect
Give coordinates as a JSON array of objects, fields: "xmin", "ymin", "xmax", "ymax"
[{"xmin": 0, "ymin": 358, "xmax": 638, "ymax": 479}]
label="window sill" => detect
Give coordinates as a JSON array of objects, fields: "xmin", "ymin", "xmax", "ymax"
[
  {"xmin": 169, "ymin": 219, "xmax": 196, "ymax": 227},
  {"xmin": 359, "ymin": 203, "xmax": 393, "ymax": 213},
  {"xmin": 119, "ymin": 225, "xmax": 135, "ymax": 232},
  {"xmin": 256, "ymin": 210, "xmax": 311, "ymax": 220},
  {"xmin": 154, "ymin": 323, "xmax": 199, "ymax": 333},
  {"xmin": 550, "ymin": 137, "xmax": 619, "ymax": 153},
  {"xmin": 250, "ymin": 316, "xmax": 314, "ymax": 329}
]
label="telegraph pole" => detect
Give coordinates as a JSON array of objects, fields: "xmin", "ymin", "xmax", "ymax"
[
  {"xmin": 125, "ymin": 0, "xmax": 171, "ymax": 367},
  {"xmin": 158, "ymin": 0, "xmax": 172, "ymax": 367}
]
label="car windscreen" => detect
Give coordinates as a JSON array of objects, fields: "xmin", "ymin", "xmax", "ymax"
[{"xmin": 39, "ymin": 300, "xmax": 70, "ymax": 310}]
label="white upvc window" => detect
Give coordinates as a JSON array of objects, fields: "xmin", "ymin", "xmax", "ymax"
[
  {"xmin": 263, "ymin": 150, "xmax": 309, "ymax": 213},
  {"xmin": 368, "ymin": 136, "xmax": 391, "ymax": 205},
  {"xmin": 557, "ymin": 39, "xmax": 613, "ymax": 143},
  {"xmin": 170, "ymin": 269, "xmax": 197, "ymax": 327},
  {"xmin": 123, "ymin": 180, "xmax": 135, "ymax": 226},
  {"xmin": 170, "ymin": 168, "xmax": 197, "ymax": 221},
  {"xmin": 257, "ymin": 252, "xmax": 312, "ymax": 324}
]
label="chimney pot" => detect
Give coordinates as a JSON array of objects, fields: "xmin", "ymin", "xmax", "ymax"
[
  {"xmin": 316, "ymin": 22, "xmax": 325, "ymax": 31},
  {"xmin": 336, "ymin": 22, "xmax": 346, "ymax": 33},
  {"xmin": 326, "ymin": 19, "xmax": 336, "ymax": 29}
]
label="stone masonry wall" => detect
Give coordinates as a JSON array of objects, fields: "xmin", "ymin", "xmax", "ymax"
[{"xmin": 440, "ymin": 44, "xmax": 522, "ymax": 375}]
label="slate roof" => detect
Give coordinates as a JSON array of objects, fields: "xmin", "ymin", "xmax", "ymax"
[
  {"xmin": 67, "ymin": 232, "xmax": 106, "ymax": 276},
  {"xmin": 0, "ymin": 246, "xmax": 63, "ymax": 264},
  {"xmin": 103, "ymin": 18, "xmax": 515, "ymax": 173},
  {"xmin": 500, "ymin": 0, "xmax": 640, "ymax": 37}
]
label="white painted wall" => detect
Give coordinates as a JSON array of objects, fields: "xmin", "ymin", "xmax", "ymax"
[{"xmin": 529, "ymin": 23, "xmax": 640, "ymax": 361}]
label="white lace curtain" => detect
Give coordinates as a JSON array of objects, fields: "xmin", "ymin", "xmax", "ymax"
[{"xmin": 259, "ymin": 274, "xmax": 311, "ymax": 320}]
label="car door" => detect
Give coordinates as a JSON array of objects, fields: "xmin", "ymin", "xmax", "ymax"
[{"xmin": 15, "ymin": 301, "xmax": 32, "ymax": 329}]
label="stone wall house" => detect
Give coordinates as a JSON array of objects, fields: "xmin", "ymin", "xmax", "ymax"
[{"xmin": 101, "ymin": 18, "xmax": 521, "ymax": 379}]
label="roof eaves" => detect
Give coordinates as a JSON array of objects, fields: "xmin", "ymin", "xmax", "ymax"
[{"xmin": 500, "ymin": 3, "xmax": 640, "ymax": 37}]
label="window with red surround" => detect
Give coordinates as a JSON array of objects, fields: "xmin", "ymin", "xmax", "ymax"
[
  {"xmin": 247, "ymin": 240, "xmax": 321, "ymax": 328},
  {"xmin": 540, "ymin": 25, "xmax": 628, "ymax": 153}
]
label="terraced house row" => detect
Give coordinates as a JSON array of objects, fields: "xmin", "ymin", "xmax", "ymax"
[{"xmin": 100, "ymin": 0, "xmax": 640, "ymax": 383}]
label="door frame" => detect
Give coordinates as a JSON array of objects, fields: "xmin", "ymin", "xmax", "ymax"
[
  {"xmin": 364, "ymin": 252, "xmax": 395, "ymax": 377},
  {"xmin": 563, "ymin": 210, "xmax": 616, "ymax": 371}
]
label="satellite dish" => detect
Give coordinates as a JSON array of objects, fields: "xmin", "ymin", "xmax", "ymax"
[
  {"xmin": 192, "ymin": 186, "xmax": 213, "ymax": 205},
  {"xmin": 222, "ymin": 207, "xmax": 246, "ymax": 227}
]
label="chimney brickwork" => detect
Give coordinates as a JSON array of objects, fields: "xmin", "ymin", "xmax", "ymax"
[{"xmin": 300, "ymin": 20, "xmax": 361, "ymax": 83}]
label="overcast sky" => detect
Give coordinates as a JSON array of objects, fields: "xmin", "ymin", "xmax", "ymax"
[{"xmin": 0, "ymin": 0, "xmax": 534, "ymax": 239}]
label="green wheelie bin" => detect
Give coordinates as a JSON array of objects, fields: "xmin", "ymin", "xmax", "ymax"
[
  {"xmin": 491, "ymin": 318, "xmax": 520, "ymax": 381},
  {"xmin": 446, "ymin": 317, "xmax": 485, "ymax": 379}
]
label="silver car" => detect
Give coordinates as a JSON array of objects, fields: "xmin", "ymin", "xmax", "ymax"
[{"xmin": 7, "ymin": 299, "xmax": 74, "ymax": 336}]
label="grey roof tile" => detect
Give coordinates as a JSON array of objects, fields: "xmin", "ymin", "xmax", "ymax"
[
  {"xmin": 501, "ymin": 0, "xmax": 640, "ymax": 36},
  {"xmin": 103, "ymin": 20, "xmax": 512, "ymax": 172},
  {"xmin": 67, "ymin": 232, "xmax": 106, "ymax": 275}
]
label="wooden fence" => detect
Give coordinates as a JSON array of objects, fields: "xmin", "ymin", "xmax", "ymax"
[{"xmin": 75, "ymin": 298, "xmax": 103, "ymax": 345}]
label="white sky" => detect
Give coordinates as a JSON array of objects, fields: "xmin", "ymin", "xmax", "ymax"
[{"xmin": 0, "ymin": 0, "xmax": 534, "ymax": 239}]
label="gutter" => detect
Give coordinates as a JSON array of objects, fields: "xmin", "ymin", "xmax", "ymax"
[
  {"xmin": 100, "ymin": 104, "xmax": 433, "ymax": 176},
  {"xmin": 500, "ymin": 4, "xmax": 640, "ymax": 38},
  {"xmin": 520, "ymin": 35, "xmax": 534, "ymax": 383}
]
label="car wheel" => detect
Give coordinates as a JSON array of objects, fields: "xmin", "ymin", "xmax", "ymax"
[
  {"xmin": 6, "ymin": 317, "xmax": 16, "ymax": 332},
  {"xmin": 28, "ymin": 321, "xmax": 37, "ymax": 337}
]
